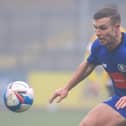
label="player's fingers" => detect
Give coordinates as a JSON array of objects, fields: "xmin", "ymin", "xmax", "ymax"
[
  {"xmin": 56, "ymin": 92, "xmax": 68, "ymax": 103},
  {"xmin": 120, "ymin": 102, "xmax": 126, "ymax": 109},
  {"xmin": 56, "ymin": 97, "xmax": 64, "ymax": 103},
  {"xmin": 49, "ymin": 93, "xmax": 58, "ymax": 104},
  {"xmin": 115, "ymin": 98, "xmax": 126, "ymax": 109},
  {"xmin": 115, "ymin": 99, "xmax": 123, "ymax": 109},
  {"xmin": 56, "ymin": 96, "xmax": 65, "ymax": 103}
]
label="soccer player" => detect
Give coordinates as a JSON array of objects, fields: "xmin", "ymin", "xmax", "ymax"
[{"xmin": 49, "ymin": 7, "xmax": 126, "ymax": 126}]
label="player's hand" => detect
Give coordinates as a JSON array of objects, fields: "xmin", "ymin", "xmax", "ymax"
[
  {"xmin": 115, "ymin": 96, "xmax": 126, "ymax": 110},
  {"xmin": 49, "ymin": 88, "xmax": 68, "ymax": 104}
]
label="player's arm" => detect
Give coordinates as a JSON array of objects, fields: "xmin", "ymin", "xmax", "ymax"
[
  {"xmin": 49, "ymin": 60, "xmax": 96, "ymax": 103},
  {"xmin": 63, "ymin": 61, "xmax": 96, "ymax": 91}
]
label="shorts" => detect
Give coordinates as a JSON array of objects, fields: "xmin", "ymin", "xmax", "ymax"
[{"xmin": 103, "ymin": 95, "xmax": 126, "ymax": 118}]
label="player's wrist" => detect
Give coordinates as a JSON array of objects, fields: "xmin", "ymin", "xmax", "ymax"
[{"xmin": 63, "ymin": 86, "xmax": 71, "ymax": 92}]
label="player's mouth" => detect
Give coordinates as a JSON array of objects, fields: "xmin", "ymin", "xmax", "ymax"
[{"xmin": 99, "ymin": 37, "xmax": 104, "ymax": 41}]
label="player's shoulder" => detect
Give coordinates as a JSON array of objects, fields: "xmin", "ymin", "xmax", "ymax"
[
  {"xmin": 121, "ymin": 32, "xmax": 126, "ymax": 46},
  {"xmin": 122, "ymin": 32, "xmax": 126, "ymax": 41},
  {"xmin": 122, "ymin": 32, "xmax": 126, "ymax": 37}
]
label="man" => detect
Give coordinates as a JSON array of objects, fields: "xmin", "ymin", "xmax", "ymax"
[{"xmin": 49, "ymin": 7, "xmax": 126, "ymax": 126}]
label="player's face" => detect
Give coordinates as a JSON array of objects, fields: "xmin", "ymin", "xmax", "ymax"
[{"xmin": 93, "ymin": 17, "xmax": 120, "ymax": 46}]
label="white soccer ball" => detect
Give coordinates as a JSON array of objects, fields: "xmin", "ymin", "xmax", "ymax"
[{"xmin": 3, "ymin": 81, "xmax": 34, "ymax": 112}]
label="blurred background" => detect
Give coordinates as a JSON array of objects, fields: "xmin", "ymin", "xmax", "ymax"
[{"xmin": 0, "ymin": 0, "xmax": 126, "ymax": 126}]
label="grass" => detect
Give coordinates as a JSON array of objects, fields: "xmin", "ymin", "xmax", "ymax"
[{"xmin": 0, "ymin": 108, "xmax": 88, "ymax": 126}]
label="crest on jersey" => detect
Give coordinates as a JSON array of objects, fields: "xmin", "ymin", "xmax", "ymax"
[
  {"xmin": 117, "ymin": 64, "xmax": 126, "ymax": 72},
  {"xmin": 102, "ymin": 63, "xmax": 107, "ymax": 69}
]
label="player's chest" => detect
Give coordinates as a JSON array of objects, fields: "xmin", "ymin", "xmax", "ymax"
[{"xmin": 99, "ymin": 49, "xmax": 126, "ymax": 72}]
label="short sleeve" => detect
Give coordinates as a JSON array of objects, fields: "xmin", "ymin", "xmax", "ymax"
[{"xmin": 87, "ymin": 41, "xmax": 101, "ymax": 65}]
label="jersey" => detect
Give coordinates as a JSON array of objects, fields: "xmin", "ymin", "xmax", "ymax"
[
  {"xmin": 87, "ymin": 32, "xmax": 126, "ymax": 97},
  {"xmin": 87, "ymin": 32, "xmax": 126, "ymax": 118}
]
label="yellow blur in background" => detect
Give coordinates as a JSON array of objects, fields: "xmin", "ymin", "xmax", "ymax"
[{"xmin": 29, "ymin": 71, "xmax": 108, "ymax": 110}]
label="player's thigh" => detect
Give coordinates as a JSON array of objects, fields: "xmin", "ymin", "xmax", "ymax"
[
  {"xmin": 117, "ymin": 121, "xmax": 126, "ymax": 126},
  {"xmin": 80, "ymin": 103, "xmax": 126, "ymax": 126}
]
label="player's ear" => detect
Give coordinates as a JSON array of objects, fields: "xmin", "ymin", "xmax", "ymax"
[{"xmin": 113, "ymin": 24, "xmax": 120, "ymax": 34}]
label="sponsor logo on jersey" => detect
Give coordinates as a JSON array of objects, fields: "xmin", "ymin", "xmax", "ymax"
[{"xmin": 109, "ymin": 72, "xmax": 126, "ymax": 88}]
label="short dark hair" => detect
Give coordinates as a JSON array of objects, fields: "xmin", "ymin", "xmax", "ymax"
[{"xmin": 93, "ymin": 7, "xmax": 121, "ymax": 24}]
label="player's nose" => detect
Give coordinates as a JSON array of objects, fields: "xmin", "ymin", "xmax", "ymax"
[{"xmin": 95, "ymin": 29, "xmax": 102, "ymax": 37}]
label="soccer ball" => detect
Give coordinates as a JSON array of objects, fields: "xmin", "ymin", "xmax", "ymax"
[{"xmin": 3, "ymin": 81, "xmax": 34, "ymax": 112}]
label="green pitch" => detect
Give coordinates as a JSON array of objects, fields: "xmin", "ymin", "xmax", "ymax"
[{"xmin": 0, "ymin": 109, "xmax": 88, "ymax": 126}]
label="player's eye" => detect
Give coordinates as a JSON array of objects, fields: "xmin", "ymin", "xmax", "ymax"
[
  {"xmin": 99, "ymin": 26, "xmax": 108, "ymax": 30},
  {"xmin": 93, "ymin": 25, "xmax": 108, "ymax": 31}
]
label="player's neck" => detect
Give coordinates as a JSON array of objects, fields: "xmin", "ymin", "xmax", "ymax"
[{"xmin": 117, "ymin": 32, "xmax": 122, "ymax": 44}]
